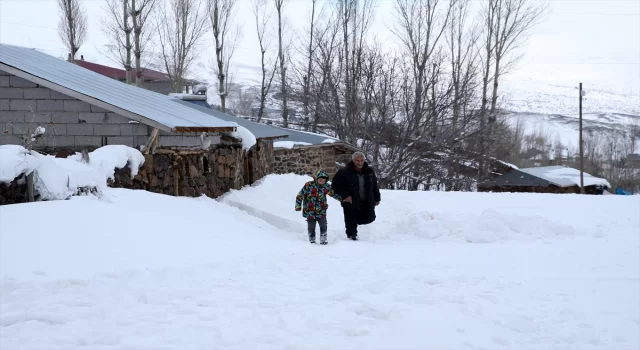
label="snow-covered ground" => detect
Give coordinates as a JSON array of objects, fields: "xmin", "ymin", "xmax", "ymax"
[{"xmin": 1, "ymin": 172, "xmax": 639, "ymax": 349}]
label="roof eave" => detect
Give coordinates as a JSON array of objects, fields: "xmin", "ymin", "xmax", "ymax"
[
  {"xmin": 174, "ymin": 126, "xmax": 236, "ymax": 133},
  {"xmin": 280, "ymin": 141, "xmax": 360, "ymax": 153},
  {"xmin": 258, "ymin": 134, "xmax": 289, "ymax": 141}
]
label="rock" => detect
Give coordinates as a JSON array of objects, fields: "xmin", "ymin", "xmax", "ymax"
[
  {"xmin": 183, "ymin": 187, "xmax": 196, "ymax": 197},
  {"xmin": 188, "ymin": 164, "xmax": 199, "ymax": 178},
  {"xmin": 150, "ymin": 175, "xmax": 158, "ymax": 188},
  {"xmin": 143, "ymin": 154, "xmax": 154, "ymax": 173}
]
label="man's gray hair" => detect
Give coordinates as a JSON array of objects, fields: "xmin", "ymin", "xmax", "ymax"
[{"xmin": 351, "ymin": 151, "xmax": 366, "ymax": 160}]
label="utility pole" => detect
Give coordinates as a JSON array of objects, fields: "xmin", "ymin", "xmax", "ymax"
[{"xmin": 579, "ymin": 82, "xmax": 584, "ymax": 194}]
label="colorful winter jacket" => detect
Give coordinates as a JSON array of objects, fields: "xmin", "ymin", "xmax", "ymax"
[{"xmin": 295, "ymin": 170, "xmax": 343, "ymax": 219}]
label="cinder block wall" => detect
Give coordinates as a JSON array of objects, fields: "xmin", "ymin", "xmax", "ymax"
[
  {"xmin": 0, "ymin": 69, "xmax": 219, "ymax": 150},
  {"xmin": 0, "ymin": 69, "xmax": 149, "ymax": 150}
]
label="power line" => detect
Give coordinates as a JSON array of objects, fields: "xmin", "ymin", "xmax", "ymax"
[{"xmin": 0, "ymin": 21, "xmax": 56, "ymax": 30}]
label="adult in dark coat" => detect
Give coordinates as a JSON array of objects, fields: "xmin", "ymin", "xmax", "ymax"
[{"xmin": 331, "ymin": 151, "xmax": 381, "ymax": 240}]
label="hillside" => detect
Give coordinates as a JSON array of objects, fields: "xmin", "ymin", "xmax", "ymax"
[{"xmin": 1, "ymin": 171, "xmax": 639, "ymax": 349}]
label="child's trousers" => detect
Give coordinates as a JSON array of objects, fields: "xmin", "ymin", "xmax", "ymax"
[{"xmin": 307, "ymin": 217, "xmax": 328, "ymax": 243}]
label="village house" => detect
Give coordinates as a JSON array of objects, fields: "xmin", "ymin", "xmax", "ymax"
[
  {"xmin": 1, "ymin": 43, "xmax": 362, "ymax": 205},
  {"xmin": 0, "ymin": 43, "xmax": 253, "ymax": 203},
  {"xmin": 170, "ymin": 92, "xmax": 361, "ymax": 180},
  {"xmin": 477, "ymin": 165, "xmax": 611, "ymax": 194},
  {"xmin": 169, "ymin": 92, "xmax": 288, "ymax": 185},
  {"xmin": 70, "ymin": 52, "xmax": 362, "ymax": 181}
]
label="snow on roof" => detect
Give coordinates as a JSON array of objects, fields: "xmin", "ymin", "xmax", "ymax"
[
  {"xmin": 267, "ymin": 126, "xmax": 360, "ymax": 151},
  {"xmin": 171, "ymin": 99, "xmax": 288, "ymax": 140},
  {"xmin": 497, "ymin": 160, "xmax": 519, "ymax": 169},
  {"xmin": 273, "ymin": 141, "xmax": 312, "ymax": 149},
  {"xmin": 519, "ymin": 166, "xmax": 611, "ymax": 188},
  {"xmin": 168, "ymin": 93, "xmax": 207, "ymax": 101},
  {"xmin": 0, "ymin": 43, "xmax": 237, "ymax": 133}
]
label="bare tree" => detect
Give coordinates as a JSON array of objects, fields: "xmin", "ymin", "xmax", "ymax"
[
  {"xmin": 252, "ymin": 0, "xmax": 278, "ymax": 122},
  {"xmin": 273, "ymin": 0, "xmax": 289, "ymax": 127},
  {"xmin": 337, "ymin": 0, "xmax": 376, "ymax": 143},
  {"xmin": 491, "ymin": 0, "xmax": 548, "ymax": 113},
  {"xmin": 156, "ymin": 0, "xmax": 210, "ymax": 93},
  {"xmin": 391, "ymin": 0, "xmax": 454, "ymax": 138},
  {"xmin": 102, "ymin": 0, "xmax": 157, "ymax": 85},
  {"xmin": 101, "ymin": 0, "xmax": 133, "ymax": 83},
  {"xmin": 208, "ymin": 0, "xmax": 240, "ymax": 112},
  {"xmin": 57, "ymin": 0, "xmax": 88, "ymax": 62},
  {"xmin": 488, "ymin": 0, "xmax": 547, "ymax": 113},
  {"xmin": 298, "ymin": 0, "xmax": 319, "ymax": 130},
  {"xmin": 306, "ymin": 10, "xmax": 341, "ymax": 133},
  {"xmin": 446, "ymin": 0, "xmax": 480, "ymax": 139},
  {"xmin": 131, "ymin": 0, "xmax": 159, "ymax": 87}
]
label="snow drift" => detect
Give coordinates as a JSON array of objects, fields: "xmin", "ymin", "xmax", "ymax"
[
  {"xmin": 221, "ymin": 174, "xmax": 633, "ymax": 243},
  {"xmin": 1, "ymin": 173, "xmax": 638, "ymax": 350},
  {"xmin": 0, "ymin": 145, "xmax": 144, "ymax": 201}
]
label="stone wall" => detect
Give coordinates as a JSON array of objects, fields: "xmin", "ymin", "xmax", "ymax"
[
  {"xmin": 271, "ymin": 145, "xmax": 339, "ymax": 178},
  {"xmin": 110, "ymin": 146, "xmax": 244, "ymax": 198},
  {"xmin": 0, "ymin": 69, "xmax": 219, "ymax": 151},
  {"xmin": 247, "ymin": 139, "xmax": 274, "ymax": 184}
]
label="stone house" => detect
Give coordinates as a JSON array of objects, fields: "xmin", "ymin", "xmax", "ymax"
[
  {"xmin": 0, "ymin": 43, "xmax": 252, "ymax": 201},
  {"xmin": 1, "ymin": 43, "xmax": 360, "ymax": 204},
  {"xmin": 171, "ymin": 93, "xmax": 360, "ymax": 180},
  {"xmin": 170, "ymin": 93, "xmax": 290, "ymax": 185},
  {"xmin": 477, "ymin": 165, "xmax": 611, "ymax": 195}
]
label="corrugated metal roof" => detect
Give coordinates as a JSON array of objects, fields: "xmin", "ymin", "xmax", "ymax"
[
  {"xmin": 0, "ymin": 43, "xmax": 237, "ymax": 132},
  {"xmin": 172, "ymin": 99, "xmax": 289, "ymax": 140}
]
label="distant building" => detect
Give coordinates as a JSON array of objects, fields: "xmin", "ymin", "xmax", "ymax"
[
  {"xmin": 478, "ymin": 165, "xmax": 611, "ymax": 195},
  {"xmin": 72, "ymin": 55, "xmax": 199, "ymax": 95}
]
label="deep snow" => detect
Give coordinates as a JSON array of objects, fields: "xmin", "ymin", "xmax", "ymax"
[{"xmin": 0, "ymin": 174, "xmax": 639, "ymax": 350}]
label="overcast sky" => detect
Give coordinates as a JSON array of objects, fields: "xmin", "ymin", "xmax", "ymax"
[{"xmin": 1, "ymin": 0, "xmax": 638, "ymax": 96}]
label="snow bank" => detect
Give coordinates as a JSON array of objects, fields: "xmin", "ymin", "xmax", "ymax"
[
  {"xmin": 231, "ymin": 125, "xmax": 257, "ymax": 151},
  {"xmin": 0, "ymin": 145, "xmax": 144, "ymax": 200},
  {"xmin": 0, "ymin": 145, "xmax": 37, "ymax": 183},
  {"xmin": 1, "ymin": 174, "xmax": 638, "ymax": 350},
  {"xmin": 0, "ymin": 188, "xmax": 291, "ymax": 280},
  {"xmin": 222, "ymin": 173, "xmax": 636, "ymax": 243},
  {"xmin": 273, "ymin": 140, "xmax": 312, "ymax": 149},
  {"xmin": 67, "ymin": 145, "xmax": 145, "ymax": 182}
]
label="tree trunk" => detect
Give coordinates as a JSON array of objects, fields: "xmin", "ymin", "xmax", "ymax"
[
  {"xmin": 276, "ymin": 0, "xmax": 288, "ymax": 127},
  {"xmin": 124, "ymin": 0, "xmax": 133, "ymax": 84}
]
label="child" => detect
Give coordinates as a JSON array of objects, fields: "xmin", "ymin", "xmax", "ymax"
[{"xmin": 295, "ymin": 169, "xmax": 342, "ymax": 245}]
